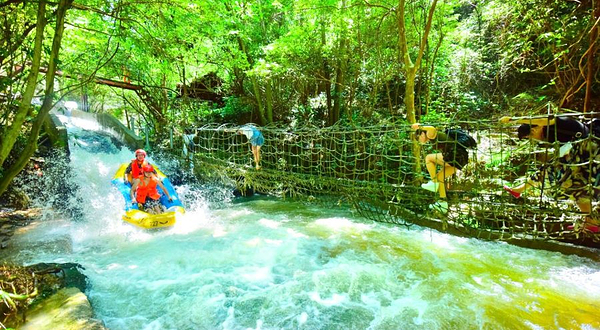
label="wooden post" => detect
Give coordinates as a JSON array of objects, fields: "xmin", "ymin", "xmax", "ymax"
[{"xmin": 145, "ymin": 124, "xmax": 150, "ymax": 150}]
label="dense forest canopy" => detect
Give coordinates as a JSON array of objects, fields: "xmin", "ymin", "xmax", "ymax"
[{"xmin": 1, "ymin": 0, "xmax": 599, "ymax": 195}]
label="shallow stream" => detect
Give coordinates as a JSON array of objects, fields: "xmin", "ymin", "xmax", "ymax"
[{"xmin": 3, "ymin": 117, "xmax": 599, "ymax": 329}]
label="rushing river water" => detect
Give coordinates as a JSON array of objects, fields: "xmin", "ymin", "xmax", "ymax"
[{"xmin": 3, "ymin": 117, "xmax": 600, "ymax": 329}]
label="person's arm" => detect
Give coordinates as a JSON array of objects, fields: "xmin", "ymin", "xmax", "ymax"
[
  {"xmin": 130, "ymin": 180, "xmax": 139, "ymax": 204},
  {"xmin": 156, "ymin": 180, "xmax": 172, "ymax": 201},
  {"xmin": 411, "ymin": 123, "xmax": 437, "ymax": 139},
  {"xmin": 499, "ymin": 116, "xmax": 555, "ymax": 126},
  {"xmin": 123, "ymin": 163, "xmax": 132, "ymax": 182}
]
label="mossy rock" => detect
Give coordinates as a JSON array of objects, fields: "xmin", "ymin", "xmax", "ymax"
[
  {"xmin": 0, "ymin": 186, "xmax": 30, "ymax": 209},
  {"xmin": 17, "ymin": 287, "xmax": 106, "ymax": 330}
]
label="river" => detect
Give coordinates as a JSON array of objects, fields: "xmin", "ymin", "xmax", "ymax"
[{"xmin": 2, "ymin": 116, "xmax": 599, "ymax": 329}]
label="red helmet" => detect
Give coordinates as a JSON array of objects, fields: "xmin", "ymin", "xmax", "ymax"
[
  {"xmin": 135, "ymin": 149, "xmax": 147, "ymax": 157},
  {"xmin": 143, "ymin": 165, "xmax": 154, "ymax": 173}
]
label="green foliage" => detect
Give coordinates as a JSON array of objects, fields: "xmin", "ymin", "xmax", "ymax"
[
  {"xmin": 4, "ymin": 0, "xmax": 596, "ymax": 144},
  {"xmin": 421, "ymin": 109, "xmax": 448, "ymax": 125},
  {"xmin": 217, "ymin": 97, "xmax": 253, "ymax": 122},
  {"xmin": 510, "ymin": 92, "xmax": 548, "ymax": 113},
  {"xmin": 110, "ymin": 107, "xmax": 125, "ymax": 120}
]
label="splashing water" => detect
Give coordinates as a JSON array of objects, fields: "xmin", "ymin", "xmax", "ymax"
[{"xmin": 3, "ymin": 118, "xmax": 600, "ymax": 329}]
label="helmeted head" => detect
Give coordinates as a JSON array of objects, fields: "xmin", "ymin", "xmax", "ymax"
[
  {"xmin": 135, "ymin": 149, "xmax": 147, "ymax": 160},
  {"xmin": 143, "ymin": 164, "xmax": 154, "ymax": 173}
]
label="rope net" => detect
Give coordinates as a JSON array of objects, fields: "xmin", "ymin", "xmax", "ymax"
[{"xmin": 184, "ymin": 113, "xmax": 599, "ymax": 248}]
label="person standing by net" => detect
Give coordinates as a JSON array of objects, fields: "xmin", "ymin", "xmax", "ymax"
[
  {"xmin": 411, "ymin": 123, "xmax": 473, "ymax": 214},
  {"xmin": 499, "ymin": 115, "xmax": 598, "ymax": 232},
  {"xmin": 237, "ymin": 124, "xmax": 264, "ymax": 170},
  {"xmin": 499, "ymin": 115, "xmax": 590, "ymax": 199}
]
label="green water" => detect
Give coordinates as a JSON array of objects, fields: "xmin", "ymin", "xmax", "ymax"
[{"xmin": 3, "ymin": 144, "xmax": 598, "ymax": 329}]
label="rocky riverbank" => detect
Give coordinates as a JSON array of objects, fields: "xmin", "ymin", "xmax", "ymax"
[
  {"xmin": 1, "ymin": 193, "xmax": 107, "ymax": 329},
  {"xmin": 1, "ymin": 263, "xmax": 107, "ymax": 329},
  {"xmin": 1, "ymin": 156, "xmax": 54, "ymax": 249},
  {"xmin": 0, "ymin": 207, "xmax": 40, "ymax": 249}
]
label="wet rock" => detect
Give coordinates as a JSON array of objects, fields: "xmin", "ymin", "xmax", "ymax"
[
  {"xmin": 18, "ymin": 287, "xmax": 107, "ymax": 330},
  {"xmin": 28, "ymin": 263, "xmax": 88, "ymax": 293},
  {"xmin": 1, "ymin": 262, "xmax": 91, "ymax": 327}
]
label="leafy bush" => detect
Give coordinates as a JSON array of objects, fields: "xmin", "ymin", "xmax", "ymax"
[
  {"xmin": 216, "ymin": 96, "xmax": 253, "ymax": 122},
  {"xmin": 421, "ymin": 108, "xmax": 448, "ymax": 125}
]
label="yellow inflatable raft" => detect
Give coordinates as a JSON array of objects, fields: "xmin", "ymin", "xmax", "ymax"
[{"xmin": 112, "ymin": 163, "xmax": 185, "ymax": 229}]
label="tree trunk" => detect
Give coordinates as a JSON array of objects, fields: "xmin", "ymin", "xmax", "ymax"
[
  {"xmin": 331, "ymin": 10, "xmax": 348, "ymax": 126},
  {"xmin": 0, "ymin": 21, "xmax": 36, "ymax": 68},
  {"xmin": 0, "ymin": 0, "xmax": 46, "ymax": 167},
  {"xmin": 397, "ymin": 0, "xmax": 437, "ymax": 123},
  {"xmin": 424, "ymin": 27, "xmax": 445, "ymax": 115},
  {"xmin": 404, "ymin": 68, "xmax": 417, "ymax": 123},
  {"xmin": 397, "ymin": 0, "xmax": 438, "ymax": 178},
  {"xmin": 161, "ymin": 73, "xmax": 168, "ymax": 112},
  {"xmin": 331, "ymin": 39, "xmax": 346, "ymax": 126},
  {"xmin": 584, "ymin": 1, "xmax": 599, "ymax": 113},
  {"xmin": 0, "ymin": 0, "xmax": 72, "ymax": 196},
  {"xmin": 232, "ymin": 67, "xmax": 245, "ymax": 95},
  {"xmin": 233, "ymin": 33, "xmax": 266, "ymax": 124},
  {"xmin": 265, "ymin": 78, "xmax": 273, "ymax": 123},
  {"xmin": 319, "ymin": 19, "xmax": 332, "ymax": 120},
  {"xmin": 81, "ymin": 85, "xmax": 89, "ymax": 112},
  {"xmin": 250, "ymin": 75, "xmax": 266, "ymax": 125}
]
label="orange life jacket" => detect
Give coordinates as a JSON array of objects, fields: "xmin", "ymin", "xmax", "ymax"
[
  {"xmin": 135, "ymin": 176, "xmax": 160, "ymax": 203},
  {"xmin": 128, "ymin": 160, "xmax": 148, "ymax": 182}
]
